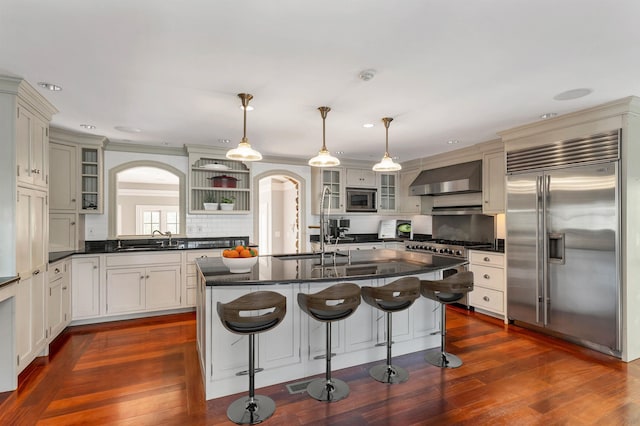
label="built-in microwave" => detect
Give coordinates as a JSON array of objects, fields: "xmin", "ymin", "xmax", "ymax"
[{"xmin": 346, "ymin": 187, "xmax": 377, "ymax": 212}]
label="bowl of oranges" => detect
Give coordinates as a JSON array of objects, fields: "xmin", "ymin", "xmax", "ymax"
[{"xmin": 222, "ymin": 245, "xmax": 259, "ymax": 273}]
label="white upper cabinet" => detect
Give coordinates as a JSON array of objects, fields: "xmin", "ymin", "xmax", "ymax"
[
  {"xmin": 398, "ymin": 168, "xmax": 422, "ymax": 214},
  {"xmin": 49, "ymin": 142, "xmax": 78, "ymax": 211},
  {"xmin": 16, "ymin": 103, "xmax": 49, "ymax": 190},
  {"xmin": 346, "ymin": 168, "xmax": 376, "ymax": 187},
  {"xmin": 482, "ymin": 150, "xmax": 505, "ymax": 214}
]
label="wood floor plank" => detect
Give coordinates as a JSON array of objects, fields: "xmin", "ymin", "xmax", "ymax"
[{"xmin": 2, "ymin": 309, "xmax": 640, "ymax": 425}]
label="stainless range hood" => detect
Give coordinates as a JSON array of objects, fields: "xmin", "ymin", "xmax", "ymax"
[{"xmin": 410, "ymin": 160, "xmax": 482, "ymax": 196}]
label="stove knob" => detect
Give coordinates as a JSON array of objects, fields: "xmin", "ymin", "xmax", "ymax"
[
  {"xmin": 439, "ymin": 248, "xmax": 446, "ymax": 254},
  {"xmin": 455, "ymin": 250, "xmax": 463, "ymax": 256},
  {"xmin": 431, "ymin": 247, "xmax": 438, "ymax": 252}
]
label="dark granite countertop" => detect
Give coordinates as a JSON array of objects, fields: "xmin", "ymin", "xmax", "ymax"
[
  {"xmin": 197, "ymin": 249, "xmax": 466, "ymax": 286},
  {"xmin": 49, "ymin": 236, "xmax": 252, "ymax": 263},
  {"xmin": 0, "ymin": 276, "xmax": 19, "ymax": 289},
  {"xmin": 468, "ymin": 246, "xmax": 505, "ymax": 254}
]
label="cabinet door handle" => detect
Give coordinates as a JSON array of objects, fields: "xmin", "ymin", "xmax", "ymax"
[
  {"xmin": 93, "ymin": 265, "xmax": 98, "ymax": 269},
  {"xmin": 33, "ymin": 269, "xmax": 40, "ymax": 275},
  {"xmin": 70, "ymin": 222, "xmax": 76, "ymax": 226},
  {"xmin": 54, "ymin": 268, "xmax": 61, "ymax": 274},
  {"xmin": 484, "ymin": 257, "xmax": 491, "ymax": 262},
  {"xmin": 62, "ymin": 286, "xmax": 67, "ymax": 290},
  {"xmin": 483, "ymin": 274, "xmax": 490, "ymax": 279},
  {"xmin": 71, "ymin": 198, "xmax": 76, "ymax": 202},
  {"xmin": 483, "ymin": 296, "xmax": 490, "ymax": 302},
  {"xmin": 140, "ymin": 275, "xmax": 144, "ymax": 280},
  {"xmin": 146, "ymin": 275, "xmax": 150, "ymax": 279}
]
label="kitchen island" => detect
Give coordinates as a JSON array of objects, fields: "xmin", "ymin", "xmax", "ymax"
[{"xmin": 195, "ymin": 249, "xmax": 466, "ymax": 399}]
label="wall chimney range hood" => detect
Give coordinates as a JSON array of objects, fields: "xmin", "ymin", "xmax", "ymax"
[{"xmin": 409, "ymin": 160, "xmax": 482, "ymax": 196}]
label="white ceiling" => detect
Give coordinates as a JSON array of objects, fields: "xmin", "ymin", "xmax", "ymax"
[{"xmin": 2, "ymin": 0, "xmax": 640, "ymax": 164}]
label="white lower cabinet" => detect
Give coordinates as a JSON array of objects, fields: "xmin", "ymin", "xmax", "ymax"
[
  {"xmin": 72, "ymin": 256, "xmax": 101, "ymax": 320},
  {"xmin": 105, "ymin": 252, "xmax": 182, "ymax": 316},
  {"xmin": 47, "ymin": 259, "xmax": 71, "ymax": 342},
  {"xmin": 16, "ymin": 271, "xmax": 47, "ymax": 372},
  {"xmin": 468, "ymin": 250, "xmax": 506, "ymax": 320}
]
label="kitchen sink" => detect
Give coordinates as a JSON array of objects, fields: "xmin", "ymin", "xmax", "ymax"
[
  {"xmin": 273, "ymin": 252, "xmax": 348, "ymax": 260},
  {"xmin": 114, "ymin": 244, "xmax": 182, "ymax": 252}
]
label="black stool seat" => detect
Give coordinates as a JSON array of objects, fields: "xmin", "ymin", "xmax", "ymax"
[
  {"xmin": 217, "ymin": 291, "xmax": 287, "ymax": 425},
  {"xmin": 420, "ymin": 271, "xmax": 474, "ymax": 369},
  {"xmin": 298, "ymin": 283, "xmax": 361, "ymax": 402},
  {"xmin": 361, "ymin": 276, "xmax": 420, "ymax": 384}
]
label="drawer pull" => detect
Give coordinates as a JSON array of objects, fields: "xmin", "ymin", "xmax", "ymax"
[
  {"xmin": 483, "ymin": 274, "xmax": 490, "ymax": 279},
  {"xmin": 484, "ymin": 257, "xmax": 491, "ymax": 262},
  {"xmin": 33, "ymin": 269, "xmax": 40, "ymax": 275},
  {"xmin": 55, "ymin": 268, "xmax": 61, "ymax": 274},
  {"xmin": 483, "ymin": 296, "xmax": 490, "ymax": 302}
]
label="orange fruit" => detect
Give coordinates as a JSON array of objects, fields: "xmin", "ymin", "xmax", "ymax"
[
  {"xmin": 240, "ymin": 249, "xmax": 252, "ymax": 258},
  {"xmin": 235, "ymin": 245, "xmax": 245, "ymax": 253},
  {"xmin": 250, "ymin": 248, "xmax": 258, "ymax": 257},
  {"xmin": 222, "ymin": 249, "xmax": 231, "ymax": 257},
  {"xmin": 226, "ymin": 250, "xmax": 239, "ymax": 258}
]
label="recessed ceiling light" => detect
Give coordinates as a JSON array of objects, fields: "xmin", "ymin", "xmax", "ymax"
[
  {"xmin": 335, "ymin": 151, "xmax": 345, "ymax": 155},
  {"xmin": 363, "ymin": 123, "xmax": 374, "ymax": 128},
  {"xmin": 540, "ymin": 112, "xmax": 558, "ymax": 119},
  {"xmin": 37, "ymin": 82, "xmax": 62, "ymax": 91},
  {"xmin": 447, "ymin": 140, "xmax": 459, "ymax": 145},
  {"xmin": 80, "ymin": 124, "xmax": 96, "ymax": 129},
  {"xmin": 114, "ymin": 126, "xmax": 142, "ymax": 133},
  {"xmin": 358, "ymin": 69, "xmax": 376, "ymax": 81},
  {"xmin": 218, "ymin": 138, "xmax": 231, "ymax": 144},
  {"xmin": 553, "ymin": 88, "xmax": 593, "ymax": 101}
]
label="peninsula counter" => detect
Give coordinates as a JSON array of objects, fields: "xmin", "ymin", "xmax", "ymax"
[{"xmin": 195, "ymin": 249, "xmax": 466, "ymax": 399}]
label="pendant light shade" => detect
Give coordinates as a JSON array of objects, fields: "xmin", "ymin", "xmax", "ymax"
[
  {"xmin": 226, "ymin": 93, "xmax": 262, "ymax": 161},
  {"xmin": 308, "ymin": 106, "xmax": 340, "ymax": 167},
  {"xmin": 372, "ymin": 117, "xmax": 401, "ymax": 172}
]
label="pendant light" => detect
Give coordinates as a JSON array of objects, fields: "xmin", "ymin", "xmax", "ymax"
[
  {"xmin": 372, "ymin": 117, "xmax": 402, "ymax": 172},
  {"xmin": 226, "ymin": 93, "xmax": 262, "ymax": 161},
  {"xmin": 308, "ymin": 106, "xmax": 340, "ymax": 167}
]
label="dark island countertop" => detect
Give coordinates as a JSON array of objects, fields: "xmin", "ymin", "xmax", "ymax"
[{"xmin": 196, "ymin": 249, "xmax": 466, "ymax": 286}]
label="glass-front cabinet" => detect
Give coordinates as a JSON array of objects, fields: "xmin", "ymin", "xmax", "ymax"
[
  {"xmin": 80, "ymin": 147, "xmax": 101, "ymax": 212},
  {"xmin": 378, "ymin": 172, "xmax": 397, "ymax": 213},
  {"xmin": 311, "ymin": 167, "xmax": 344, "ymax": 214},
  {"xmin": 186, "ymin": 146, "xmax": 251, "ymax": 214}
]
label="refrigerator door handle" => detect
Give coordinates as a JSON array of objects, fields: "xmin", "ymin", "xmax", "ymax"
[
  {"xmin": 548, "ymin": 233, "xmax": 566, "ymax": 264},
  {"xmin": 536, "ymin": 175, "xmax": 544, "ymax": 324}
]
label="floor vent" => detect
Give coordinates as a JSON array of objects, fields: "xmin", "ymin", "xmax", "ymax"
[{"xmin": 285, "ymin": 379, "xmax": 313, "ymax": 394}]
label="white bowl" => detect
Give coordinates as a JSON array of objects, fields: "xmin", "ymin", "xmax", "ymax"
[{"xmin": 222, "ymin": 256, "xmax": 258, "ymax": 273}]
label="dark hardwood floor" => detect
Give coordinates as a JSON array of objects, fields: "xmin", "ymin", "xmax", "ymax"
[{"xmin": 1, "ymin": 307, "xmax": 639, "ymax": 425}]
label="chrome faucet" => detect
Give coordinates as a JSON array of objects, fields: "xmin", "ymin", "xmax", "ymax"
[
  {"xmin": 152, "ymin": 230, "xmax": 173, "ymax": 246},
  {"xmin": 319, "ymin": 186, "xmax": 331, "ymax": 265}
]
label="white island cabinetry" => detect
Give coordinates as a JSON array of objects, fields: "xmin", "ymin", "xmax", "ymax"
[{"xmin": 198, "ymin": 270, "xmax": 441, "ymax": 400}]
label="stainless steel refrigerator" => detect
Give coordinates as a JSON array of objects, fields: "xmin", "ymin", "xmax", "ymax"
[{"xmin": 506, "ymin": 130, "xmax": 621, "ymax": 356}]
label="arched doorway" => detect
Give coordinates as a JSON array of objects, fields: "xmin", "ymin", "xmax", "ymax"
[{"xmin": 253, "ymin": 171, "xmax": 305, "ymax": 255}]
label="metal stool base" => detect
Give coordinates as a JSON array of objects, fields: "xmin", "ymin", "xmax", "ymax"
[
  {"xmin": 369, "ymin": 364, "xmax": 409, "ymax": 384},
  {"xmin": 227, "ymin": 395, "xmax": 276, "ymax": 425},
  {"xmin": 306, "ymin": 378, "xmax": 350, "ymax": 402},
  {"xmin": 424, "ymin": 348, "xmax": 463, "ymax": 369}
]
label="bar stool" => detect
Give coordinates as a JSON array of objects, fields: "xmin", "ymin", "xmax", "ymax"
[
  {"xmin": 297, "ymin": 283, "xmax": 361, "ymax": 402},
  {"xmin": 217, "ymin": 291, "xmax": 287, "ymax": 425},
  {"xmin": 361, "ymin": 276, "xmax": 420, "ymax": 384},
  {"xmin": 420, "ymin": 271, "xmax": 474, "ymax": 369}
]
